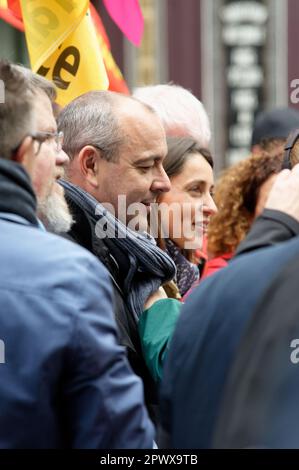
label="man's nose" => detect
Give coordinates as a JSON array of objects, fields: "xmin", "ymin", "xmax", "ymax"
[
  {"xmin": 56, "ymin": 148, "xmax": 70, "ymax": 166},
  {"xmin": 151, "ymin": 165, "xmax": 171, "ymax": 193}
]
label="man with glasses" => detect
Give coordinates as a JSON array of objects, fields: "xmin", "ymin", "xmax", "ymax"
[
  {"xmin": 12, "ymin": 65, "xmax": 73, "ymax": 234},
  {"xmin": 31, "ymin": 130, "xmax": 64, "ymax": 152},
  {"xmin": 0, "ymin": 60, "xmax": 154, "ymax": 448}
]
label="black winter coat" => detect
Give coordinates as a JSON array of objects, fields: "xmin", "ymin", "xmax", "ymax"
[{"xmin": 65, "ymin": 191, "xmax": 159, "ymax": 422}]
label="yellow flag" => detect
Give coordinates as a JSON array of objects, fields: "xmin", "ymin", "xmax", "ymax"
[
  {"xmin": 0, "ymin": 1, "xmax": 7, "ymax": 8},
  {"xmin": 20, "ymin": 0, "xmax": 108, "ymax": 106}
]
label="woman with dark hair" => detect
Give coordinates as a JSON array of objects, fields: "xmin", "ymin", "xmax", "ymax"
[
  {"xmin": 139, "ymin": 137, "xmax": 217, "ymax": 382},
  {"xmin": 155, "ymin": 136, "xmax": 217, "ymax": 297}
]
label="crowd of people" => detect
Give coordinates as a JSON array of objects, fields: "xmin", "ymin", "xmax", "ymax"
[{"xmin": 1, "ymin": 59, "xmax": 299, "ymax": 449}]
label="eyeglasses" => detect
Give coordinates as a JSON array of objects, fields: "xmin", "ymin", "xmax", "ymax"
[
  {"xmin": 12, "ymin": 130, "xmax": 64, "ymax": 158},
  {"xmin": 31, "ymin": 130, "xmax": 64, "ymax": 156},
  {"xmin": 282, "ymin": 129, "xmax": 299, "ymax": 170}
]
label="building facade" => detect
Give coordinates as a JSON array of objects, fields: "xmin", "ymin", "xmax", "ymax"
[{"xmin": 2, "ymin": 0, "xmax": 299, "ymax": 170}]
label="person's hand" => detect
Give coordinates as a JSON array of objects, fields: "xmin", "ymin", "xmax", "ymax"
[
  {"xmin": 265, "ymin": 164, "xmax": 299, "ymax": 222},
  {"xmin": 144, "ymin": 287, "xmax": 167, "ymax": 310}
]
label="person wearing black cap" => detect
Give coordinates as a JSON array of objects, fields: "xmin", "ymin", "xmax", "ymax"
[{"xmin": 251, "ymin": 107, "xmax": 299, "ymax": 155}]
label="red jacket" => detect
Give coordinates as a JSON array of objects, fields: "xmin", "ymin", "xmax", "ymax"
[
  {"xmin": 182, "ymin": 252, "xmax": 233, "ymax": 302},
  {"xmin": 201, "ymin": 252, "xmax": 233, "ymax": 280}
]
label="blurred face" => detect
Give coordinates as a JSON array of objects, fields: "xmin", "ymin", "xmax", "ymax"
[
  {"xmin": 159, "ymin": 152, "xmax": 217, "ymax": 250},
  {"xmin": 29, "ymin": 90, "xmax": 72, "ymax": 232},
  {"xmin": 30, "ymin": 90, "xmax": 69, "ymax": 201},
  {"xmin": 90, "ymin": 105, "xmax": 171, "ymax": 228}
]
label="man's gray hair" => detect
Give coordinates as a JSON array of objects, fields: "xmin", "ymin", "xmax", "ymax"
[
  {"xmin": 133, "ymin": 84, "xmax": 211, "ymax": 148},
  {"xmin": 57, "ymin": 90, "xmax": 125, "ymax": 162},
  {"xmin": 14, "ymin": 64, "xmax": 57, "ymax": 102},
  {"xmin": 0, "ymin": 61, "xmax": 57, "ymax": 160},
  {"xmin": 0, "ymin": 61, "xmax": 33, "ymax": 159}
]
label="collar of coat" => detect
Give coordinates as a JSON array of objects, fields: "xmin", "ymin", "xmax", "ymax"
[
  {"xmin": 60, "ymin": 179, "xmax": 176, "ymax": 321},
  {"xmin": 0, "ymin": 159, "xmax": 38, "ymax": 226}
]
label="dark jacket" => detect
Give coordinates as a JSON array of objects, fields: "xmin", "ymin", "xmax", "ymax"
[
  {"xmin": 159, "ymin": 209, "xmax": 299, "ymax": 448},
  {"xmin": 64, "ymin": 189, "xmax": 159, "ymax": 420},
  {"xmin": 214, "ymin": 238, "xmax": 299, "ymax": 448},
  {"xmin": 0, "ymin": 159, "xmax": 154, "ymax": 448},
  {"xmin": 236, "ymin": 209, "xmax": 299, "ymax": 256}
]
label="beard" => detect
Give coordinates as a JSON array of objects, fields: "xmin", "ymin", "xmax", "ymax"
[{"xmin": 37, "ymin": 183, "xmax": 74, "ymax": 234}]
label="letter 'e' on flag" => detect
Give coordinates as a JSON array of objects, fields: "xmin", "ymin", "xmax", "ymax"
[{"xmin": 20, "ymin": 0, "xmax": 109, "ymax": 106}]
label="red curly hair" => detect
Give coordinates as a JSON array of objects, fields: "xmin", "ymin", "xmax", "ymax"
[{"xmin": 207, "ymin": 152, "xmax": 285, "ymax": 257}]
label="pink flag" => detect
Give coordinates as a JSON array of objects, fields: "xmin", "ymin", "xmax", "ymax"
[{"xmin": 103, "ymin": 0, "xmax": 144, "ymax": 46}]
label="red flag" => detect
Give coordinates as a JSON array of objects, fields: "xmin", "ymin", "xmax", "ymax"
[
  {"xmin": 8, "ymin": 0, "xmax": 21, "ymax": 18},
  {"xmin": 0, "ymin": 1, "xmax": 129, "ymax": 94},
  {"xmin": 0, "ymin": 0, "xmax": 24, "ymax": 31},
  {"xmin": 103, "ymin": 0, "xmax": 143, "ymax": 46},
  {"xmin": 90, "ymin": 4, "xmax": 129, "ymax": 94}
]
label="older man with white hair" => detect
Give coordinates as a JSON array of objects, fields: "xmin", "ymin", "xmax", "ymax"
[{"xmin": 133, "ymin": 83, "xmax": 211, "ymax": 148}]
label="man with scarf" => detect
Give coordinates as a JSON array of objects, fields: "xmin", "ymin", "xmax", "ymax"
[
  {"xmin": 57, "ymin": 91, "xmax": 179, "ymax": 418},
  {"xmin": 0, "ymin": 61, "xmax": 154, "ymax": 448}
]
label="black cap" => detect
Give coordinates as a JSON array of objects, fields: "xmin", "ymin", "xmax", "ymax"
[{"xmin": 251, "ymin": 107, "xmax": 299, "ymax": 147}]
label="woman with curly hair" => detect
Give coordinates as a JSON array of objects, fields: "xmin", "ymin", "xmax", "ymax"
[{"xmin": 201, "ymin": 150, "xmax": 294, "ymax": 279}]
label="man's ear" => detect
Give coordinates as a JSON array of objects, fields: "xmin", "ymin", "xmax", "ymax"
[
  {"xmin": 77, "ymin": 145, "xmax": 102, "ymax": 188},
  {"xmin": 13, "ymin": 136, "xmax": 35, "ymax": 175}
]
